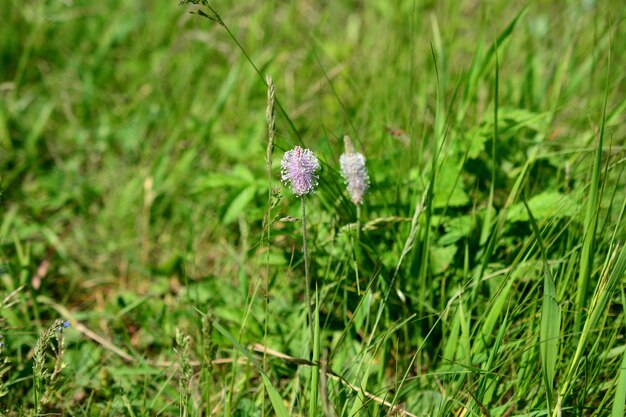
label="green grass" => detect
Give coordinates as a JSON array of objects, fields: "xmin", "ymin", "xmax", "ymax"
[{"xmin": 1, "ymin": 0, "xmax": 626, "ymax": 415}]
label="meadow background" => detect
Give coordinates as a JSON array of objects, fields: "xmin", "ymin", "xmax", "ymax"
[{"xmin": 1, "ymin": 0, "xmax": 626, "ymax": 416}]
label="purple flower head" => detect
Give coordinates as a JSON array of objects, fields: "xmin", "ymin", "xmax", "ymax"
[
  {"xmin": 281, "ymin": 146, "xmax": 320, "ymax": 197},
  {"xmin": 340, "ymin": 136, "xmax": 369, "ymax": 205}
]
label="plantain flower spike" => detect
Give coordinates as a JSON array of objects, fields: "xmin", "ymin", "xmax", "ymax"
[
  {"xmin": 340, "ymin": 135, "xmax": 369, "ymax": 205},
  {"xmin": 281, "ymin": 146, "xmax": 320, "ymax": 197}
]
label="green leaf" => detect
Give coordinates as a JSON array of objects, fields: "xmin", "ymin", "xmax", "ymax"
[
  {"xmin": 430, "ymin": 244, "xmax": 457, "ymax": 274},
  {"xmin": 466, "ymin": 129, "xmax": 489, "ymax": 160},
  {"xmin": 438, "ymin": 215, "xmax": 474, "ymax": 246},
  {"xmin": 433, "ymin": 159, "xmax": 469, "ymax": 209},
  {"xmin": 222, "ymin": 185, "xmax": 257, "ymax": 224},
  {"xmin": 194, "ymin": 165, "xmax": 256, "ymax": 191},
  {"xmin": 507, "ymin": 191, "xmax": 576, "ymax": 222},
  {"xmin": 498, "ymin": 107, "xmax": 550, "ymax": 134}
]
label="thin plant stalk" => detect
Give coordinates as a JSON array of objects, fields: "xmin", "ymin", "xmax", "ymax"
[
  {"xmin": 310, "ymin": 283, "xmax": 321, "ymax": 417},
  {"xmin": 574, "ymin": 49, "xmax": 609, "ymax": 332},
  {"xmin": 301, "ymin": 198, "xmax": 314, "ymax": 350},
  {"xmin": 262, "ymin": 74, "xmax": 275, "ymax": 416},
  {"xmin": 339, "ymin": 135, "xmax": 368, "ymax": 295},
  {"xmin": 356, "ymin": 205, "xmax": 361, "ymax": 243},
  {"xmin": 279, "ymin": 142, "xmax": 320, "ymax": 416},
  {"xmin": 354, "ymin": 205, "xmax": 362, "ymax": 295},
  {"xmin": 301, "ymin": 197, "xmax": 319, "ymax": 416}
]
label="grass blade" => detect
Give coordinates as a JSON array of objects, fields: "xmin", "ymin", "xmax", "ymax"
[
  {"xmin": 558, "ymin": 244, "xmax": 626, "ymax": 414},
  {"xmin": 523, "ymin": 197, "xmax": 560, "ymax": 410},
  {"xmin": 214, "ymin": 321, "xmax": 291, "ymax": 417},
  {"xmin": 309, "ymin": 286, "xmax": 320, "ymax": 417},
  {"xmin": 612, "ymin": 344, "xmax": 626, "ymax": 417},
  {"xmin": 574, "ymin": 41, "xmax": 610, "ymax": 332}
]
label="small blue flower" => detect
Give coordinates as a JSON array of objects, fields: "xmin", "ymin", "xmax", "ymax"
[{"xmin": 57, "ymin": 320, "xmax": 70, "ymax": 332}]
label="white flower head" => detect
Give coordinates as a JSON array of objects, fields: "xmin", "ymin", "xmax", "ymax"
[{"xmin": 340, "ymin": 136, "xmax": 369, "ymax": 205}]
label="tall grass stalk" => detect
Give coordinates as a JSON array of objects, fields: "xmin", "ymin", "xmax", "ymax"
[
  {"xmin": 262, "ymin": 73, "xmax": 276, "ymax": 415},
  {"xmin": 575, "ymin": 43, "xmax": 610, "ymax": 332},
  {"xmin": 556, "ymin": 243, "xmax": 626, "ymax": 416},
  {"xmin": 310, "ymin": 283, "xmax": 321, "ymax": 417},
  {"xmin": 524, "ymin": 197, "xmax": 561, "ymax": 412}
]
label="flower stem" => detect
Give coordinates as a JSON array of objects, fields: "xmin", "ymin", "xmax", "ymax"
[
  {"xmin": 355, "ymin": 205, "xmax": 362, "ymax": 295},
  {"xmin": 301, "ymin": 198, "xmax": 313, "ymax": 353},
  {"xmin": 301, "ymin": 197, "xmax": 318, "ymax": 416},
  {"xmin": 356, "ymin": 204, "xmax": 361, "ymax": 242}
]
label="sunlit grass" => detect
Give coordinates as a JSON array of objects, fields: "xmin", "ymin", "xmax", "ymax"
[{"xmin": 1, "ymin": 0, "xmax": 626, "ymax": 415}]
